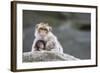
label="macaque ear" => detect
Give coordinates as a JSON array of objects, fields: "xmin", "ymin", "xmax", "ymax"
[{"xmin": 49, "ymin": 26, "xmax": 52, "ymax": 31}]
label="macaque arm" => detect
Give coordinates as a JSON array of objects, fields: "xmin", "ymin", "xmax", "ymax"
[
  {"xmin": 31, "ymin": 38, "xmax": 38, "ymax": 52},
  {"xmin": 55, "ymin": 39, "xmax": 63, "ymax": 53},
  {"xmin": 56, "ymin": 41, "xmax": 63, "ymax": 53},
  {"xmin": 48, "ymin": 35, "xmax": 63, "ymax": 53},
  {"xmin": 53, "ymin": 35, "xmax": 63, "ymax": 53}
]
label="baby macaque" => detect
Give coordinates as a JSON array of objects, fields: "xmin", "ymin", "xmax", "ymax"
[
  {"xmin": 34, "ymin": 40, "xmax": 53, "ymax": 51},
  {"xmin": 34, "ymin": 40, "xmax": 46, "ymax": 51},
  {"xmin": 32, "ymin": 22, "xmax": 63, "ymax": 53}
]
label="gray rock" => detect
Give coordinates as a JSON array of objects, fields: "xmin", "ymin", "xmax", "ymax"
[{"xmin": 23, "ymin": 51, "xmax": 79, "ymax": 62}]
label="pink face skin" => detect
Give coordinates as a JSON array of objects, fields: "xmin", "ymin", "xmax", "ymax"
[
  {"xmin": 39, "ymin": 30, "xmax": 48, "ymax": 38},
  {"xmin": 38, "ymin": 43, "xmax": 44, "ymax": 49}
]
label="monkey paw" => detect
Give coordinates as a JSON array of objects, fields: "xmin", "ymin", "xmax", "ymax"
[{"xmin": 46, "ymin": 41, "xmax": 55, "ymax": 50}]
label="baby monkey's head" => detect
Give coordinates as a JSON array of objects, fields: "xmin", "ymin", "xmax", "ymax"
[{"xmin": 35, "ymin": 40, "xmax": 46, "ymax": 51}]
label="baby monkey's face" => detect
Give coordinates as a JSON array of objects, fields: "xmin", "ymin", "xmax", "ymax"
[
  {"xmin": 35, "ymin": 40, "xmax": 46, "ymax": 51},
  {"xmin": 38, "ymin": 42, "xmax": 45, "ymax": 49}
]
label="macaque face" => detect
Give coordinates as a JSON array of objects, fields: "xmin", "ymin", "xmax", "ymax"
[
  {"xmin": 38, "ymin": 42, "xmax": 44, "ymax": 49},
  {"xmin": 35, "ymin": 22, "xmax": 52, "ymax": 38},
  {"xmin": 38, "ymin": 28, "xmax": 48, "ymax": 38}
]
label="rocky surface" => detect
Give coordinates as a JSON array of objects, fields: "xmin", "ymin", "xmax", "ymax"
[{"xmin": 23, "ymin": 51, "xmax": 79, "ymax": 62}]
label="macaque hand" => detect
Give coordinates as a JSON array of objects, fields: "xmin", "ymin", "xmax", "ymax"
[{"xmin": 46, "ymin": 41, "xmax": 55, "ymax": 50}]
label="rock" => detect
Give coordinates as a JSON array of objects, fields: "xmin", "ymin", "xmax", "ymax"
[{"xmin": 23, "ymin": 51, "xmax": 79, "ymax": 62}]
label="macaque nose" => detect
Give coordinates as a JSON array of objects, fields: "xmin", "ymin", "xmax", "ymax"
[{"xmin": 40, "ymin": 32, "xmax": 46, "ymax": 37}]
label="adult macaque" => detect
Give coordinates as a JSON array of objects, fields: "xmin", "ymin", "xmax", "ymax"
[{"xmin": 32, "ymin": 22, "xmax": 63, "ymax": 53}]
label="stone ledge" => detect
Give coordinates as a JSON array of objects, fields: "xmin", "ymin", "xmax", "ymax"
[{"xmin": 23, "ymin": 51, "xmax": 80, "ymax": 62}]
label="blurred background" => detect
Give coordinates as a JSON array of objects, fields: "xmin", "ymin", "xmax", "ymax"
[{"xmin": 23, "ymin": 10, "xmax": 91, "ymax": 59}]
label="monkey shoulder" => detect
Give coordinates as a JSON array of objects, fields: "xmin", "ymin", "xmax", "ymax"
[{"xmin": 47, "ymin": 32, "xmax": 57, "ymax": 40}]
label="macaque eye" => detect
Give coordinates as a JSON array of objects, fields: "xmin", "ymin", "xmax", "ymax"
[{"xmin": 39, "ymin": 28, "xmax": 48, "ymax": 33}]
